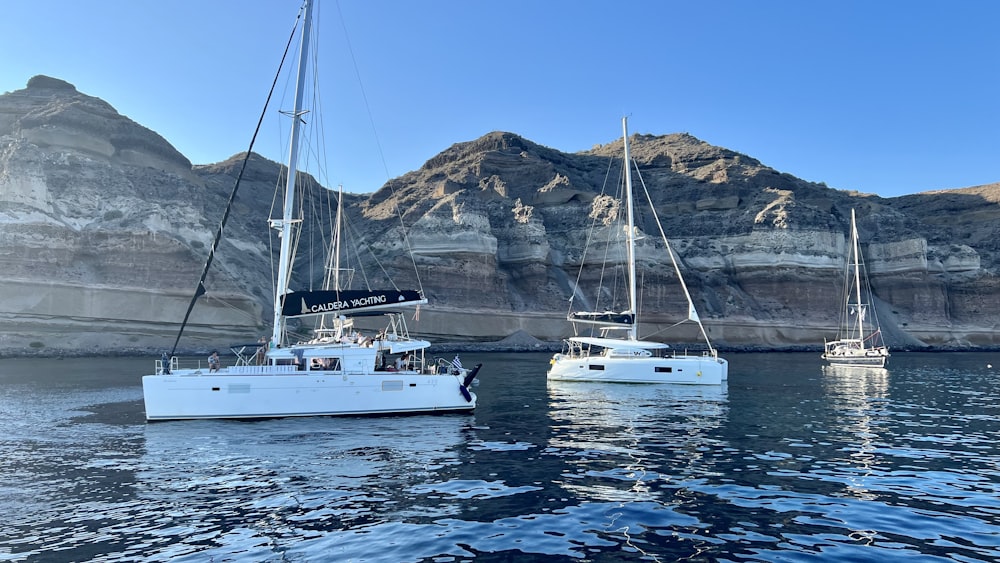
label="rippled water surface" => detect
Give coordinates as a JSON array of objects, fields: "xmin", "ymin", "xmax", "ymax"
[{"xmin": 1, "ymin": 352, "xmax": 999, "ymax": 561}]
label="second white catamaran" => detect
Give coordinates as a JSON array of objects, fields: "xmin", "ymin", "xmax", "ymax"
[{"xmin": 547, "ymin": 117, "xmax": 728, "ymax": 385}]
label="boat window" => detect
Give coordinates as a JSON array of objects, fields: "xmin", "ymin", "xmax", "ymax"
[
  {"xmin": 654, "ymin": 366, "xmax": 673, "ymax": 373},
  {"xmin": 310, "ymin": 358, "xmax": 341, "ymax": 371},
  {"xmin": 588, "ymin": 364, "xmax": 605, "ymax": 371}
]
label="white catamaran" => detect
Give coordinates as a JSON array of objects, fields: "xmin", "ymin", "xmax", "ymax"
[
  {"xmin": 822, "ymin": 208, "xmax": 890, "ymax": 368},
  {"xmin": 547, "ymin": 117, "xmax": 728, "ymax": 385},
  {"xmin": 142, "ymin": 0, "xmax": 480, "ymax": 420}
]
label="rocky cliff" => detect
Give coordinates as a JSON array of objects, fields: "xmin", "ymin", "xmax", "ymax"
[{"xmin": 2, "ymin": 75, "xmax": 998, "ymax": 355}]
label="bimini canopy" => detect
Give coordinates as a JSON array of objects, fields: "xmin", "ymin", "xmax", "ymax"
[{"xmin": 568, "ymin": 336, "xmax": 670, "ymax": 350}]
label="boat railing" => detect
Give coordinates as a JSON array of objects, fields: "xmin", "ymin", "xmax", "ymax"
[
  {"xmin": 559, "ymin": 339, "xmax": 588, "ymax": 358},
  {"xmin": 157, "ymin": 357, "xmax": 216, "ymax": 372},
  {"xmin": 226, "ymin": 364, "xmax": 300, "ymax": 375},
  {"xmin": 154, "ymin": 357, "xmax": 303, "ymax": 376},
  {"xmin": 155, "ymin": 356, "xmax": 178, "ymax": 375},
  {"xmin": 664, "ymin": 348, "xmax": 721, "ymax": 360}
]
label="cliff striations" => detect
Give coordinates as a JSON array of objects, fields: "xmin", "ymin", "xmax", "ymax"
[{"xmin": 2, "ymin": 75, "xmax": 998, "ymax": 355}]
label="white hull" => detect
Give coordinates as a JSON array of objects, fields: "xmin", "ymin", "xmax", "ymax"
[
  {"xmin": 142, "ymin": 367, "xmax": 475, "ymax": 420},
  {"xmin": 144, "ymin": 1, "xmax": 483, "ymax": 422},
  {"xmin": 547, "ymin": 353, "xmax": 728, "ymax": 385},
  {"xmin": 823, "ymin": 357, "xmax": 887, "ymax": 368},
  {"xmin": 822, "ymin": 344, "xmax": 889, "ymax": 368}
]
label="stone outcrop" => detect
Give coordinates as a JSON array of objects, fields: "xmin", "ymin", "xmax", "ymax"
[
  {"xmin": 2, "ymin": 75, "xmax": 1000, "ymax": 355},
  {"xmin": 0, "ymin": 77, "xmax": 271, "ymax": 354}
]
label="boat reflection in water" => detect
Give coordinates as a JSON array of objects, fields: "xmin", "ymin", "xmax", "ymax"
[
  {"xmin": 545, "ymin": 380, "xmax": 728, "ymax": 504},
  {"xmin": 136, "ymin": 415, "xmax": 468, "ymax": 556},
  {"xmin": 820, "ymin": 364, "xmax": 890, "ymax": 501}
]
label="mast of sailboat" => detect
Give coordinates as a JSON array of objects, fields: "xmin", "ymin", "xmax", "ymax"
[
  {"xmin": 271, "ymin": 0, "xmax": 314, "ymax": 346},
  {"xmin": 850, "ymin": 208, "xmax": 865, "ymax": 347},
  {"xmin": 332, "ymin": 184, "xmax": 344, "ymax": 292},
  {"xmin": 622, "ymin": 116, "xmax": 639, "ymax": 341}
]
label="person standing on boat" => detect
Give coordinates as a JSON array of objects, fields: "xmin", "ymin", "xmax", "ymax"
[
  {"xmin": 208, "ymin": 351, "xmax": 220, "ymax": 372},
  {"xmin": 254, "ymin": 336, "xmax": 267, "ymax": 365}
]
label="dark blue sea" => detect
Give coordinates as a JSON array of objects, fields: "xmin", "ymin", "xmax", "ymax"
[{"xmin": 1, "ymin": 352, "xmax": 999, "ymax": 562}]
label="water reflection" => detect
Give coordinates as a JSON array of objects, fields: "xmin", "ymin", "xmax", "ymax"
[
  {"xmin": 821, "ymin": 365, "xmax": 890, "ymax": 499},
  {"xmin": 545, "ymin": 380, "xmax": 729, "ymax": 552},
  {"xmin": 136, "ymin": 416, "xmax": 469, "ymax": 560},
  {"xmin": 4, "ymin": 354, "xmax": 1000, "ymax": 562}
]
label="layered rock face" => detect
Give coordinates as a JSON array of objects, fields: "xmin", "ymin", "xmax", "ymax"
[
  {"xmin": 2, "ymin": 75, "xmax": 999, "ymax": 355},
  {"xmin": 0, "ymin": 77, "xmax": 264, "ymax": 354},
  {"xmin": 349, "ymin": 131, "xmax": 1000, "ymax": 350}
]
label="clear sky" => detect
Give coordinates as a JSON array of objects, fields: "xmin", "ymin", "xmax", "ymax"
[{"xmin": 2, "ymin": 0, "xmax": 998, "ymax": 197}]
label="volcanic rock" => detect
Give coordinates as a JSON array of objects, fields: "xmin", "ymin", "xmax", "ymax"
[{"xmin": 2, "ymin": 75, "xmax": 999, "ymax": 356}]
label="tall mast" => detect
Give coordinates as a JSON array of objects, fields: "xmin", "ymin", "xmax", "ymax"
[
  {"xmin": 850, "ymin": 208, "xmax": 865, "ymax": 346},
  {"xmin": 332, "ymin": 185, "xmax": 343, "ymax": 291},
  {"xmin": 622, "ymin": 117, "xmax": 638, "ymax": 340},
  {"xmin": 271, "ymin": 0, "xmax": 314, "ymax": 345}
]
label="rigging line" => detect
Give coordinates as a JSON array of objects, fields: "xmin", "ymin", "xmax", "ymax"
[
  {"xmin": 597, "ymin": 154, "xmax": 630, "ymax": 317},
  {"xmin": 169, "ymin": 9, "xmax": 304, "ymax": 358},
  {"xmin": 643, "ymin": 318, "xmax": 693, "ymax": 338},
  {"xmin": 327, "ymin": 202, "xmax": 368, "ymax": 290},
  {"xmin": 202, "ymin": 293, "xmax": 259, "ymax": 323},
  {"xmin": 568, "ymin": 155, "xmax": 616, "ymax": 317},
  {"xmin": 333, "ymin": 0, "xmax": 424, "ymax": 296},
  {"xmin": 301, "ymin": 24, "xmax": 337, "ymax": 291},
  {"xmin": 354, "ymin": 215, "xmax": 402, "ymax": 292},
  {"xmin": 582, "ymin": 157, "xmax": 621, "ymax": 322},
  {"xmin": 856, "ymin": 239, "xmax": 884, "ymax": 330},
  {"xmin": 340, "ymin": 205, "xmax": 373, "ymax": 290},
  {"xmin": 319, "ymin": 187, "xmax": 338, "ymax": 290},
  {"xmin": 633, "ymin": 163, "xmax": 717, "ymax": 356},
  {"xmin": 266, "ymin": 170, "xmax": 282, "ymax": 332}
]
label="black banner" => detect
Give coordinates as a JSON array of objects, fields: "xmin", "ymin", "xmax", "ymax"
[{"xmin": 281, "ymin": 290, "xmax": 425, "ymax": 318}]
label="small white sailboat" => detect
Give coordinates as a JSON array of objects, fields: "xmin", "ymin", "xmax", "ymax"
[
  {"xmin": 822, "ymin": 208, "xmax": 890, "ymax": 368},
  {"xmin": 141, "ymin": 0, "xmax": 480, "ymax": 420},
  {"xmin": 547, "ymin": 117, "xmax": 728, "ymax": 385}
]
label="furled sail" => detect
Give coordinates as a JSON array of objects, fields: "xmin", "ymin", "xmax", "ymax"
[{"xmin": 569, "ymin": 311, "xmax": 634, "ymax": 327}]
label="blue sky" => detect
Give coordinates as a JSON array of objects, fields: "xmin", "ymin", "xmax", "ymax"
[{"xmin": 2, "ymin": 0, "xmax": 998, "ymax": 197}]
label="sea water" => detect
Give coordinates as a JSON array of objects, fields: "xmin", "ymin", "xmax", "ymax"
[{"xmin": 0, "ymin": 352, "xmax": 998, "ymax": 562}]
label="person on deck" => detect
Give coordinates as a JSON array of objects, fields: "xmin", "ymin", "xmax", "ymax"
[
  {"xmin": 254, "ymin": 336, "xmax": 267, "ymax": 364},
  {"xmin": 208, "ymin": 351, "xmax": 220, "ymax": 372}
]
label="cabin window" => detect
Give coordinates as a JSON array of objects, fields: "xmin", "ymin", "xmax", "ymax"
[
  {"xmin": 588, "ymin": 364, "xmax": 605, "ymax": 371},
  {"xmin": 655, "ymin": 367, "xmax": 673, "ymax": 373},
  {"xmin": 310, "ymin": 358, "xmax": 341, "ymax": 371},
  {"xmin": 382, "ymin": 380, "xmax": 404, "ymax": 391}
]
